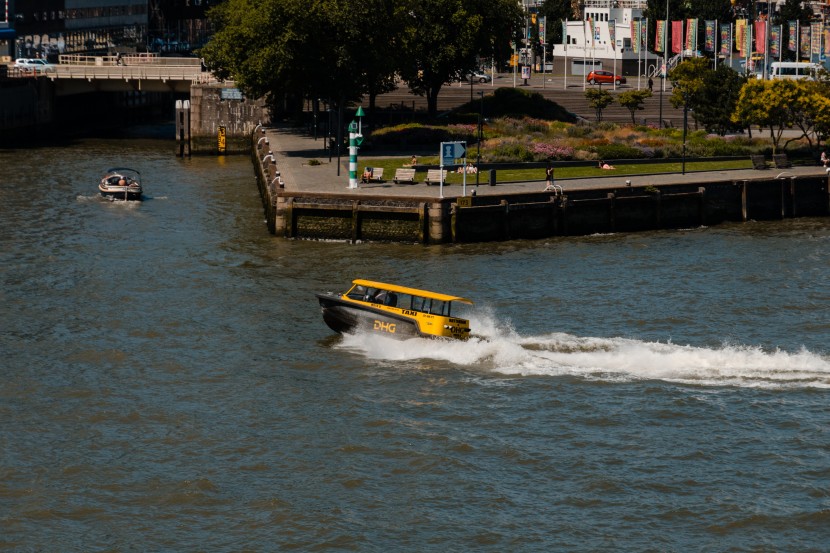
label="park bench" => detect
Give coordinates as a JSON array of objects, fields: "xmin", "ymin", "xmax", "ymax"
[
  {"xmin": 773, "ymin": 153, "xmax": 792, "ymax": 169},
  {"xmin": 393, "ymin": 167, "xmax": 416, "ymax": 184},
  {"xmin": 368, "ymin": 167, "xmax": 384, "ymax": 182},
  {"xmin": 361, "ymin": 167, "xmax": 385, "ymax": 183},
  {"xmin": 424, "ymin": 169, "xmax": 448, "ymax": 186},
  {"xmin": 750, "ymin": 154, "xmax": 769, "ymax": 170}
]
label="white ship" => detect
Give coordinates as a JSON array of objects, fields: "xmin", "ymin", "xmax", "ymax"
[{"xmin": 550, "ymin": 0, "xmax": 661, "ymax": 81}]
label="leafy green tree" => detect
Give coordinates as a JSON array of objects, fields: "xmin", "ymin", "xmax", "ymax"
[
  {"xmin": 200, "ymin": 0, "xmax": 366, "ymax": 114},
  {"xmin": 585, "ymin": 88, "xmax": 613, "ymax": 122},
  {"xmin": 783, "ymin": 81, "xmax": 830, "ymax": 152},
  {"xmin": 538, "ymin": 0, "xmax": 574, "ymax": 46},
  {"xmin": 667, "ymin": 58, "xmax": 709, "ymax": 110},
  {"xmin": 397, "ymin": 0, "xmax": 521, "ymax": 117},
  {"xmin": 732, "ymin": 79, "xmax": 799, "ymax": 153},
  {"xmin": 693, "ymin": 64, "xmax": 746, "ymax": 135},
  {"xmin": 618, "ymin": 89, "xmax": 653, "ymax": 125}
]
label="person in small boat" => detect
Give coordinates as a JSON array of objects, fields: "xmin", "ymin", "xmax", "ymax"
[{"xmin": 118, "ymin": 177, "xmax": 127, "ymax": 186}]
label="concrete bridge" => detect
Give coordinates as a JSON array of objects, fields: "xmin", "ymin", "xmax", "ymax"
[{"xmin": 7, "ymin": 53, "xmax": 215, "ymax": 94}]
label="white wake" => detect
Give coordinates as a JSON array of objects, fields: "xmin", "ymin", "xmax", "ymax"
[{"xmin": 335, "ymin": 311, "xmax": 830, "ymax": 389}]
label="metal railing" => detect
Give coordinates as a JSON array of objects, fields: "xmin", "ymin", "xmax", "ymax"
[{"xmin": 58, "ymin": 53, "xmax": 201, "ymax": 67}]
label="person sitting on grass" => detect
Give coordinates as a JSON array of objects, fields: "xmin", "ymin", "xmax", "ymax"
[{"xmin": 598, "ymin": 160, "xmax": 616, "ymax": 170}]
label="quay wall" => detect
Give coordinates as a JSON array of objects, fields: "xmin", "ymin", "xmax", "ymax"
[
  {"xmin": 251, "ymin": 133, "xmax": 830, "ymax": 244},
  {"xmin": 189, "ymin": 83, "xmax": 269, "ymax": 154}
]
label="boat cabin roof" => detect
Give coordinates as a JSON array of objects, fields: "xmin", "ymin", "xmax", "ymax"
[{"xmin": 351, "ymin": 279, "xmax": 473, "ymax": 305}]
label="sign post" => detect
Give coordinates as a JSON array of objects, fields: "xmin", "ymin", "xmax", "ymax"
[{"xmin": 440, "ymin": 141, "xmax": 467, "ymax": 198}]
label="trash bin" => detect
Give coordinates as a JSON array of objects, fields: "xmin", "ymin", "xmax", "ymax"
[{"xmin": 488, "ymin": 169, "xmax": 496, "ymax": 186}]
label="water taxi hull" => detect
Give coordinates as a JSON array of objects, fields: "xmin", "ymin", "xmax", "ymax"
[
  {"xmin": 317, "ymin": 294, "xmax": 424, "ymax": 340},
  {"xmin": 316, "ymin": 279, "xmax": 473, "ymax": 341}
]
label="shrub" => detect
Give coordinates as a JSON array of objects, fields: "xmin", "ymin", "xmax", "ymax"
[
  {"xmin": 370, "ymin": 123, "xmax": 456, "ymax": 145},
  {"xmin": 591, "ymin": 142, "xmax": 647, "ymax": 160},
  {"xmin": 482, "ymin": 137, "xmax": 534, "ymax": 162},
  {"xmin": 531, "ymin": 142, "xmax": 575, "ymax": 160}
]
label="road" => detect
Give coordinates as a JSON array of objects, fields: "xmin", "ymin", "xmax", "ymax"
[{"xmin": 375, "ymin": 73, "xmax": 685, "ymax": 126}]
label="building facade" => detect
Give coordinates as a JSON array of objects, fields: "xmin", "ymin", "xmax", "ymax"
[{"xmin": 3, "ymin": 0, "xmax": 214, "ymax": 62}]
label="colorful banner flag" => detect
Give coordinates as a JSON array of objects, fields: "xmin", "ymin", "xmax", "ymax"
[
  {"xmin": 704, "ymin": 20, "xmax": 715, "ymax": 52},
  {"xmin": 788, "ymin": 21, "xmax": 798, "ymax": 52},
  {"xmin": 720, "ymin": 23, "xmax": 732, "ymax": 56},
  {"xmin": 632, "ymin": 20, "xmax": 641, "ymax": 54},
  {"xmin": 754, "ymin": 21, "xmax": 766, "ymax": 53},
  {"xmin": 586, "ymin": 18, "xmax": 594, "ymax": 45},
  {"xmin": 736, "ymin": 19, "xmax": 746, "ymax": 56},
  {"xmin": 685, "ymin": 19, "xmax": 697, "ymax": 52},
  {"xmin": 672, "ymin": 20, "xmax": 683, "ymax": 54},
  {"xmin": 538, "ymin": 16, "xmax": 546, "ymax": 43},
  {"xmin": 655, "ymin": 20, "xmax": 666, "ymax": 53},
  {"xmin": 609, "ymin": 21, "xmax": 615, "ymax": 50},
  {"xmin": 800, "ymin": 24, "xmax": 811, "ymax": 59},
  {"xmin": 825, "ymin": 26, "xmax": 830, "ymax": 57},
  {"xmin": 770, "ymin": 25, "xmax": 781, "ymax": 58}
]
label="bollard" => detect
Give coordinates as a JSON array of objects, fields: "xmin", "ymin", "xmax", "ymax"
[{"xmin": 489, "ymin": 169, "xmax": 496, "ymax": 186}]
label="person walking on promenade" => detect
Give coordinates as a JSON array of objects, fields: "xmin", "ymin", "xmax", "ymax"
[
  {"xmin": 648, "ymin": 77, "xmax": 653, "ymax": 92},
  {"xmin": 544, "ymin": 163, "xmax": 555, "ymax": 191}
]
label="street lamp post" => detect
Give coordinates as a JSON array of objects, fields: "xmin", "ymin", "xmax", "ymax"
[
  {"xmin": 658, "ymin": 76, "xmax": 664, "ymax": 127},
  {"xmin": 476, "ymin": 91, "xmax": 484, "ymax": 186}
]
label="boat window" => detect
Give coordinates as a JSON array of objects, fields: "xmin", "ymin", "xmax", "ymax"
[
  {"xmin": 411, "ymin": 296, "xmax": 429, "ymax": 313},
  {"xmin": 346, "ymin": 285, "xmax": 367, "ymax": 300},
  {"xmin": 396, "ymin": 293, "xmax": 412, "ymax": 310},
  {"xmin": 385, "ymin": 292, "xmax": 397, "ymax": 307},
  {"xmin": 431, "ymin": 300, "xmax": 448, "ymax": 317}
]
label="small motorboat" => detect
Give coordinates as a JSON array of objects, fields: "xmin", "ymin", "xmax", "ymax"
[
  {"xmin": 317, "ymin": 279, "xmax": 473, "ymax": 340},
  {"xmin": 99, "ymin": 168, "xmax": 142, "ymax": 201}
]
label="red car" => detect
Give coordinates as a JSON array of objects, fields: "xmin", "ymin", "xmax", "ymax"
[{"xmin": 586, "ymin": 70, "xmax": 626, "ymax": 86}]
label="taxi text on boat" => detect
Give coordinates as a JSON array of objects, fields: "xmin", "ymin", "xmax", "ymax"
[
  {"xmin": 316, "ymin": 279, "xmax": 473, "ymax": 340},
  {"xmin": 99, "ymin": 167, "xmax": 143, "ymax": 201}
]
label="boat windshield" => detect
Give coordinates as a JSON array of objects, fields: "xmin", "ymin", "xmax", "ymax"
[{"xmin": 346, "ymin": 284, "xmax": 452, "ymax": 316}]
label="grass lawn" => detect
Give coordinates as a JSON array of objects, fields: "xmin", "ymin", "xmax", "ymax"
[{"xmin": 358, "ymin": 157, "xmax": 755, "ymax": 185}]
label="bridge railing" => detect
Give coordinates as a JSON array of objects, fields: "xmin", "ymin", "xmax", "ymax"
[{"xmin": 58, "ymin": 53, "xmax": 202, "ymax": 67}]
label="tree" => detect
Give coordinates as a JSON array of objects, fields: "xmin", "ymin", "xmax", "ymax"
[
  {"xmin": 783, "ymin": 81, "xmax": 830, "ymax": 152},
  {"xmin": 538, "ymin": 0, "xmax": 575, "ymax": 46},
  {"xmin": 585, "ymin": 88, "xmax": 613, "ymax": 122},
  {"xmin": 732, "ymin": 79, "xmax": 800, "ymax": 153},
  {"xmin": 397, "ymin": 0, "xmax": 521, "ymax": 117},
  {"xmin": 200, "ymin": 0, "xmax": 366, "ymax": 114},
  {"xmin": 618, "ymin": 89, "xmax": 653, "ymax": 125},
  {"xmin": 693, "ymin": 65, "xmax": 746, "ymax": 135}
]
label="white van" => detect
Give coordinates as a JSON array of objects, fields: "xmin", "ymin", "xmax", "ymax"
[{"xmin": 769, "ymin": 62, "xmax": 821, "ymax": 80}]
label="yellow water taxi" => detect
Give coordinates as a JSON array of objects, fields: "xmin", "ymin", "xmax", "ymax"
[{"xmin": 316, "ymin": 279, "xmax": 473, "ymax": 340}]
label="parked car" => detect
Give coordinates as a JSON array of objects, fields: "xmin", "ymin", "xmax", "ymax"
[
  {"xmin": 586, "ymin": 70, "xmax": 625, "ymax": 85},
  {"xmin": 462, "ymin": 71, "xmax": 492, "ymax": 83},
  {"xmin": 14, "ymin": 58, "xmax": 55, "ymax": 74}
]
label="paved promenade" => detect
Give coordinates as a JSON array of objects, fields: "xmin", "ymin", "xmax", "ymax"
[{"xmin": 263, "ymin": 125, "xmax": 827, "ymax": 199}]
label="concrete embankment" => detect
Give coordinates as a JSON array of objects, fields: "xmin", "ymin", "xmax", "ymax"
[{"xmin": 251, "ymin": 126, "xmax": 830, "ymax": 244}]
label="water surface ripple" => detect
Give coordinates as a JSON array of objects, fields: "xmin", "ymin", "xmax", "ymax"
[{"xmin": 1, "ymin": 139, "xmax": 829, "ymax": 551}]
